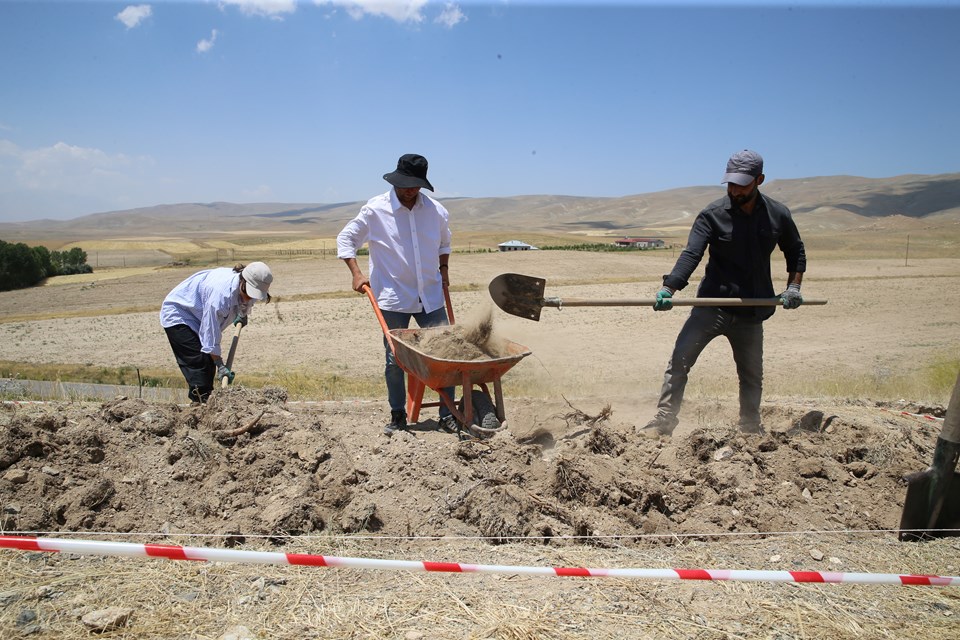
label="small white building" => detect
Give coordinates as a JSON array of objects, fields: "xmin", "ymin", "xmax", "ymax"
[
  {"xmin": 498, "ymin": 240, "xmax": 538, "ymax": 252},
  {"xmin": 613, "ymin": 237, "xmax": 666, "ymax": 249}
]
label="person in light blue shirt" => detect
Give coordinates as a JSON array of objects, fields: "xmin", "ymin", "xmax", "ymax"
[
  {"xmin": 337, "ymin": 154, "xmax": 456, "ymax": 437},
  {"xmin": 160, "ymin": 262, "xmax": 273, "ymax": 402}
]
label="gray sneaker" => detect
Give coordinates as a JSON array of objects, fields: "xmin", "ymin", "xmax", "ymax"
[
  {"xmin": 437, "ymin": 414, "xmax": 459, "ymax": 434},
  {"xmin": 383, "ymin": 410, "xmax": 407, "ymax": 437},
  {"xmin": 640, "ymin": 412, "xmax": 678, "ymax": 437}
]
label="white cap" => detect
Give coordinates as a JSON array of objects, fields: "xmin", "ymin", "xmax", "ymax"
[{"xmin": 241, "ymin": 262, "xmax": 273, "ymax": 300}]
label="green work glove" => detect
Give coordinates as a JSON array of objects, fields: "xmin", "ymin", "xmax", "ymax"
[
  {"xmin": 779, "ymin": 283, "xmax": 803, "ymax": 310},
  {"xmin": 217, "ymin": 363, "xmax": 235, "ymax": 385},
  {"xmin": 654, "ymin": 287, "xmax": 674, "ymax": 311},
  {"xmin": 233, "ymin": 314, "xmax": 248, "ymax": 327}
]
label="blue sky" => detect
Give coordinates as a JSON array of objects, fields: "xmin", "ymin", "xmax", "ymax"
[{"xmin": 1, "ymin": 0, "xmax": 958, "ymax": 222}]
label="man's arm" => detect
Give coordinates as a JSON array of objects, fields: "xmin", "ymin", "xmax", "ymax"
[
  {"xmin": 342, "ymin": 257, "xmax": 369, "ymax": 293},
  {"xmin": 663, "ymin": 212, "xmax": 711, "ymax": 291},
  {"xmin": 337, "ymin": 209, "xmax": 371, "ymax": 293},
  {"xmin": 777, "ymin": 210, "xmax": 807, "ymax": 275},
  {"xmin": 438, "ymin": 254, "xmax": 449, "ymax": 288}
]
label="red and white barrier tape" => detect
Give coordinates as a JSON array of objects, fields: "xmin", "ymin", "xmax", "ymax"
[
  {"xmin": 880, "ymin": 408, "xmax": 945, "ymax": 423},
  {"xmin": 1, "ymin": 536, "xmax": 957, "ymax": 587}
]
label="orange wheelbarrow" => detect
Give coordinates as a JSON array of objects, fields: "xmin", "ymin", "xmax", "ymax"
[{"xmin": 364, "ymin": 285, "xmax": 531, "ymax": 435}]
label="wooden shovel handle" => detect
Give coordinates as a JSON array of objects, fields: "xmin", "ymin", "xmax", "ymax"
[
  {"xmin": 547, "ymin": 297, "xmax": 829, "ymax": 308},
  {"xmin": 221, "ymin": 325, "xmax": 242, "ymax": 389}
]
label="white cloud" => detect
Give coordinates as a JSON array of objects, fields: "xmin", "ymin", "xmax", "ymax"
[
  {"xmin": 0, "ymin": 139, "xmax": 19, "ymax": 157},
  {"xmin": 318, "ymin": 1, "xmax": 429, "ymax": 24},
  {"xmin": 241, "ymin": 185, "xmax": 274, "ymax": 199},
  {"xmin": 435, "ymin": 3, "xmax": 465, "ymax": 28},
  {"xmin": 219, "ymin": 0, "xmax": 297, "ymax": 20},
  {"xmin": 16, "ymin": 142, "xmax": 150, "ymax": 190},
  {"xmin": 0, "ymin": 139, "xmax": 156, "ymax": 219},
  {"xmin": 197, "ymin": 29, "xmax": 219, "ymax": 53},
  {"xmin": 115, "ymin": 5, "xmax": 153, "ymax": 29}
]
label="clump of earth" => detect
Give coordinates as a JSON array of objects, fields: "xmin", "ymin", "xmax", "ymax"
[{"xmin": 0, "ymin": 386, "xmax": 942, "ymax": 545}]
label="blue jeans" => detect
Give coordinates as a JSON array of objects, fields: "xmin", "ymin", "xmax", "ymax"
[
  {"xmin": 380, "ymin": 306, "xmax": 454, "ymax": 418},
  {"xmin": 655, "ymin": 307, "xmax": 764, "ymax": 427}
]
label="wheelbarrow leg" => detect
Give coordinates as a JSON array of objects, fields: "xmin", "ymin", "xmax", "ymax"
[
  {"xmin": 406, "ymin": 376, "xmax": 426, "ymax": 423},
  {"xmin": 493, "ymin": 378, "xmax": 506, "ymax": 422},
  {"xmin": 460, "ymin": 371, "xmax": 474, "ymax": 427}
]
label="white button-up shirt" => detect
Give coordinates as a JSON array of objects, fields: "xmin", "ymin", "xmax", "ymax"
[
  {"xmin": 159, "ymin": 268, "xmax": 254, "ymax": 357},
  {"xmin": 337, "ymin": 189, "xmax": 452, "ymax": 313}
]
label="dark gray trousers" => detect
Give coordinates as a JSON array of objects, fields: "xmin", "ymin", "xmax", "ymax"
[{"xmin": 655, "ymin": 307, "xmax": 764, "ymax": 427}]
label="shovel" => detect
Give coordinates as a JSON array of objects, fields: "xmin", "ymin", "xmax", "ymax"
[
  {"xmin": 899, "ymin": 370, "xmax": 960, "ymax": 541},
  {"xmin": 221, "ymin": 324, "xmax": 242, "ymax": 389},
  {"xmin": 488, "ymin": 272, "xmax": 828, "ymax": 321}
]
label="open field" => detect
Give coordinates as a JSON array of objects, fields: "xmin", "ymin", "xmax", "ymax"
[
  {"xmin": 1, "ymin": 222, "xmax": 959, "ymax": 639},
  {"xmin": 1, "ymin": 234, "xmax": 958, "ymax": 404}
]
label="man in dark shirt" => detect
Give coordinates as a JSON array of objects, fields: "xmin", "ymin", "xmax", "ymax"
[{"xmin": 642, "ymin": 150, "xmax": 806, "ymax": 437}]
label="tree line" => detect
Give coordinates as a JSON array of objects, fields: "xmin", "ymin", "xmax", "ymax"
[{"xmin": 0, "ymin": 240, "xmax": 92, "ymax": 292}]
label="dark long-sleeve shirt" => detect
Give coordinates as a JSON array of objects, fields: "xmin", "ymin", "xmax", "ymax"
[{"xmin": 663, "ymin": 193, "xmax": 806, "ymax": 321}]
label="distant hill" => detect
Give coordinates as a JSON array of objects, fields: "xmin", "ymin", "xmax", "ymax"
[{"xmin": 1, "ymin": 173, "xmax": 957, "ymax": 243}]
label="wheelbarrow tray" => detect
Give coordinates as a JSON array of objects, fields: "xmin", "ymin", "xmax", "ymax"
[{"xmin": 389, "ymin": 328, "xmax": 531, "ymax": 391}]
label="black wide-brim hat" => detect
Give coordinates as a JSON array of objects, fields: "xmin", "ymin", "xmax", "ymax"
[{"xmin": 383, "ymin": 153, "xmax": 434, "ymax": 191}]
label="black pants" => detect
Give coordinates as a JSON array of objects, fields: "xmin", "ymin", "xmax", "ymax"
[{"xmin": 164, "ymin": 324, "xmax": 215, "ymax": 403}]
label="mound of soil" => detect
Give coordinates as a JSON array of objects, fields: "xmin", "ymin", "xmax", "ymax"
[{"xmin": 0, "ymin": 388, "xmax": 943, "ymax": 544}]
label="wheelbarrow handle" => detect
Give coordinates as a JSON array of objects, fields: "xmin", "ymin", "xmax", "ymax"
[
  {"xmin": 444, "ymin": 285, "xmax": 456, "ymax": 325},
  {"xmin": 362, "ymin": 285, "xmax": 397, "ymax": 357}
]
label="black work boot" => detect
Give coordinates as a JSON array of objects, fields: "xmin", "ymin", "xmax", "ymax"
[
  {"xmin": 738, "ymin": 421, "xmax": 766, "ymax": 435},
  {"xmin": 383, "ymin": 410, "xmax": 407, "ymax": 437}
]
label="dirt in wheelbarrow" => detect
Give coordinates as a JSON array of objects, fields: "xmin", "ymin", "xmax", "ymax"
[
  {"xmin": 398, "ymin": 304, "xmax": 511, "ymax": 361},
  {"xmin": 0, "ymin": 384, "xmax": 946, "ymax": 546}
]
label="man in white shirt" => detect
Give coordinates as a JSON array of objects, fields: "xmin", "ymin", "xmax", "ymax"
[{"xmin": 337, "ymin": 154, "xmax": 456, "ymax": 436}]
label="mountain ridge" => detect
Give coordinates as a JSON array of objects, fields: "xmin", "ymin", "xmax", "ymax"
[{"xmin": 1, "ymin": 172, "xmax": 957, "ymax": 243}]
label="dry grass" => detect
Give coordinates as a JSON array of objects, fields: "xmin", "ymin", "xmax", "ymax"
[
  {"xmin": 1, "ymin": 535, "xmax": 957, "ymax": 639},
  {"xmin": 41, "ymin": 267, "xmax": 160, "ymax": 286}
]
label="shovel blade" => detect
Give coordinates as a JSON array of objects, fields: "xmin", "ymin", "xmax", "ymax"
[
  {"xmin": 488, "ymin": 273, "xmax": 547, "ymax": 321},
  {"xmin": 899, "ymin": 469, "xmax": 960, "ymax": 541}
]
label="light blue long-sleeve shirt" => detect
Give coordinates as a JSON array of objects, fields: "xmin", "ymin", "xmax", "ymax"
[{"xmin": 160, "ymin": 268, "xmax": 253, "ymax": 358}]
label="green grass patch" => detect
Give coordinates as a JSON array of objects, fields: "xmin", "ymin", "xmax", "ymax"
[
  {"xmin": 0, "ymin": 360, "xmax": 182, "ymax": 387},
  {"xmin": 0, "ymin": 360, "xmax": 386, "ymax": 402},
  {"xmin": 689, "ymin": 354, "xmax": 959, "ymax": 406},
  {"xmin": 265, "ymin": 368, "xmax": 382, "ymax": 400},
  {"xmin": 5, "ymin": 353, "xmax": 954, "ymax": 406},
  {"xmin": 926, "ymin": 354, "xmax": 960, "ymax": 395}
]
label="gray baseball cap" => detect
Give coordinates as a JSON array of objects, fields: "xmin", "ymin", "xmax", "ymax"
[{"xmin": 721, "ymin": 150, "xmax": 764, "ymax": 186}]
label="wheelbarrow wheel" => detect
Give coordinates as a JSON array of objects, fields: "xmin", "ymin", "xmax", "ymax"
[{"xmin": 461, "ymin": 389, "xmax": 502, "ymax": 437}]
